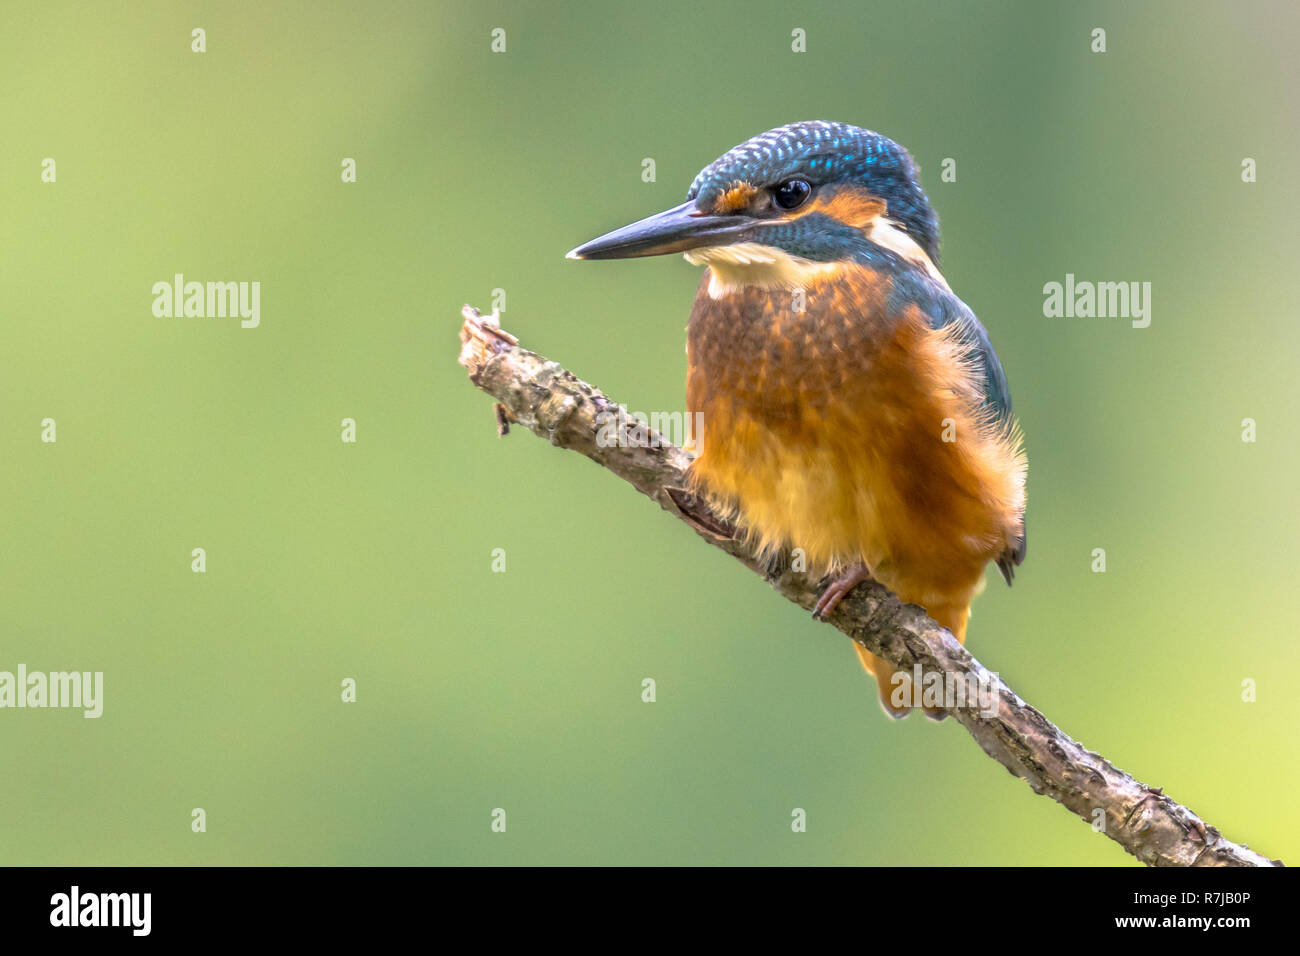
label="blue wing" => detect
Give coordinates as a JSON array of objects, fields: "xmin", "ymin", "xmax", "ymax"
[
  {"xmin": 876, "ymin": 259, "xmax": 1026, "ymax": 581},
  {"xmin": 935, "ymin": 295, "xmax": 1013, "ymax": 427},
  {"xmin": 875, "ymin": 259, "xmax": 1013, "ymax": 425}
]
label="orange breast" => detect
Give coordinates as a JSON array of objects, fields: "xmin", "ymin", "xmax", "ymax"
[{"xmin": 685, "ymin": 265, "xmax": 1025, "ymax": 613}]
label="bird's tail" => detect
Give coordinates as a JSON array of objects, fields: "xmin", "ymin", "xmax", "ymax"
[{"xmin": 856, "ymin": 603, "xmax": 970, "ymax": 719}]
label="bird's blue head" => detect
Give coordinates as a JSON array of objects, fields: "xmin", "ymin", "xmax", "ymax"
[{"xmin": 568, "ymin": 121, "xmax": 941, "ymax": 270}]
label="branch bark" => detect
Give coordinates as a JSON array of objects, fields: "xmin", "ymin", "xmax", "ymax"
[{"xmin": 457, "ymin": 304, "xmax": 1281, "ymax": 868}]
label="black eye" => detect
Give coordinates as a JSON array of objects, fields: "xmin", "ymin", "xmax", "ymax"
[{"xmin": 773, "ymin": 179, "xmax": 811, "ymax": 210}]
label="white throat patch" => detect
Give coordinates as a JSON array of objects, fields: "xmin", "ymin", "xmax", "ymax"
[
  {"xmin": 683, "ymin": 220, "xmax": 947, "ymax": 299},
  {"xmin": 683, "ymin": 242, "xmax": 838, "ymax": 299}
]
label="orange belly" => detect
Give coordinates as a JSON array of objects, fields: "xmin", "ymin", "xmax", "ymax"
[{"xmin": 684, "ymin": 269, "xmax": 1025, "ymax": 639}]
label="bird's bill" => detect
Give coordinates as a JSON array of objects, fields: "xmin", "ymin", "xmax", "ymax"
[{"xmin": 566, "ymin": 200, "xmax": 754, "ymax": 260}]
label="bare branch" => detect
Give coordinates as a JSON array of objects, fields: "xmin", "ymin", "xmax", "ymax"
[{"xmin": 458, "ymin": 304, "xmax": 1281, "ymax": 868}]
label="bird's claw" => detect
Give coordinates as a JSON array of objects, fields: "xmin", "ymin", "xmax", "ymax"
[{"xmin": 812, "ymin": 564, "xmax": 873, "ymax": 619}]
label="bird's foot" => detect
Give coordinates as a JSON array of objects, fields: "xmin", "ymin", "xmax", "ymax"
[{"xmin": 812, "ymin": 564, "xmax": 874, "ymax": 620}]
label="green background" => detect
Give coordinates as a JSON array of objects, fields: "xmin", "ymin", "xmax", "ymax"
[{"xmin": 2, "ymin": 1, "xmax": 1296, "ymax": 865}]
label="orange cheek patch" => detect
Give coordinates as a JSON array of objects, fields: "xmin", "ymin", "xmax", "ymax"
[
  {"xmin": 714, "ymin": 181, "xmax": 759, "ymax": 215},
  {"xmin": 806, "ymin": 187, "xmax": 887, "ymax": 228}
]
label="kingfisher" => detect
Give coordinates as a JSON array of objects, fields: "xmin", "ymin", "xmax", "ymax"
[{"xmin": 568, "ymin": 121, "xmax": 1026, "ymax": 718}]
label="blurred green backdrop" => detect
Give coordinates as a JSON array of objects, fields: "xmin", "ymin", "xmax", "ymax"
[{"xmin": 2, "ymin": 1, "xmax": 1296, "ymax": 866}]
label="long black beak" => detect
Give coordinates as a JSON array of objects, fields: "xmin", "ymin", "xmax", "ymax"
[{"xmin": 566, "ymin": 200, "xmax": 755, "ymax": 260}]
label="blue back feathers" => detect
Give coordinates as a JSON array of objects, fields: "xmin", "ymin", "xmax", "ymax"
[{"xmin": 883, "ymin": 263, "xmax": 1014, "ymax": 426}]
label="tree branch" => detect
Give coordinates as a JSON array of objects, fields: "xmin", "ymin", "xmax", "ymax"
[{"xmin": 457, "ymin": 304, "xmax": 1281, "ymax": 868}]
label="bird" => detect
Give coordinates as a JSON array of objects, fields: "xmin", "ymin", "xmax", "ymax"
[{"xmin": 567, "ymin": 121, "xmax": 1026, "ymax": 718}]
